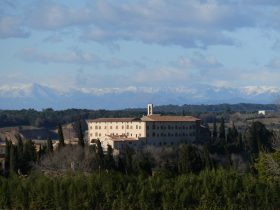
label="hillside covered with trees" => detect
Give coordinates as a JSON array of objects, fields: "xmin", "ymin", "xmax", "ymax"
[{"xmin": 1, "ymin": 118, "xmax": 280, "ymax": 209}]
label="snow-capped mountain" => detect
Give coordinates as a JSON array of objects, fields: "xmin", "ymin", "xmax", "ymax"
[{"xmin": 0, "ymin": 83, "xmax": 279, "ymax": 110}]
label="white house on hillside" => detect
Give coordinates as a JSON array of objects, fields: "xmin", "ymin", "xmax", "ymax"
[{"xmin": 87, "ymin": 104, "xmax": 201, "ymax": 153}]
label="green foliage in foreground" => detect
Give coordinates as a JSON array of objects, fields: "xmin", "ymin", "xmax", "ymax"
[{"xmin": 0, "ymin": 169, "xmax": 279, "ymax": 210}]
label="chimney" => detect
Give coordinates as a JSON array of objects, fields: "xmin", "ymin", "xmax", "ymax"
[{"xmin": 147, "ymin": 104, "xmax": 153, "ymax": 116}]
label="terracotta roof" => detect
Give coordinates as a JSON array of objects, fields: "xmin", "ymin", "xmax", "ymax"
[
  {"xmin": 141, "ymin": 115, "xmax": 200, "ymax": 122},
  {"xmin": 88, "ymin": 118, "xmax": 141, "ymax": 122}
]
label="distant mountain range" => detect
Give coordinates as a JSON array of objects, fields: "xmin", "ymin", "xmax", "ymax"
[{"xmin": 0, "ymin": 83, "xmax": 279, "ymax": 110}]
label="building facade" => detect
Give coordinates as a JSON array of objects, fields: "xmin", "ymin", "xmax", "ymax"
[{"xmin": 87, "ymin": 104, "xmax": 201, "ymax": 153}]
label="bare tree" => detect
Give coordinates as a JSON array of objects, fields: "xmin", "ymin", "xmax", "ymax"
[
  {"xmin": 272, "ymin": 130, "xmax": 280, "ymax": 151},
  {"xmin": 38, "ymin": 145, "xmax": 99, "ymax": 174}
]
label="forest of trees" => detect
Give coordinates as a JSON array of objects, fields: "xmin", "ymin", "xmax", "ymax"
[
  {"xmin": 0, "ymin": 103, "xmax": 277, "ymax": 128},
  {"xmin": 1, "ymin": 119, "xmax": 280, "ymax": 209}
]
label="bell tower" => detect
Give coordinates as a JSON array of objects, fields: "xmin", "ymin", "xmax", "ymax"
[{"xmin": 147, "ymin": 104, "xmax": 153, "ymax": 116}]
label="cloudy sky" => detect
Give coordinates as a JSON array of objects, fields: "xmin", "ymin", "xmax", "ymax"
[{"xmin": 1, "ymin": 0, "xmax": 280, "ymax": 94}]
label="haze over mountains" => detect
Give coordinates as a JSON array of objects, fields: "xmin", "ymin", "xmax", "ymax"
[{"xmin": 0, "ymin": 83, "xmax": 279, "ymax": 110}]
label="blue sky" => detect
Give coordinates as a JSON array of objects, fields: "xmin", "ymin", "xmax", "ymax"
[{"xmin": 1, "ymin": 0, "xmax": 280, "ymax": 94}]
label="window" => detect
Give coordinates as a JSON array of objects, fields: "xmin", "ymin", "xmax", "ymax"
[
  {"xmin": 116, "ymin": 126, "xmax": 118, "ymax": 129},
  {"xmin": 99, "ymin": 133, "xmax": 101, "ymax": 137},
  {"xmin": 136, "ymin": 125, "xmax": 138, "ymax": 129},
  {"xmin": 95, "ymin": 126, "xmax": 98, "ymax": 129},
  {"xmin": 90, "ymin": 126, "xmax": 92, "ymax": 129},
  {"xmin": 122, "ymin": 126, "xmax": 124, "ymax": 129},
  {"xmin": 152, "ymin": 132, "xmax": 155, "ymax": 137},
  {"xmin": 147, "ymin": 125, "xmax": 149, "ymax": 129},
  {"xmin": 130, "ymin": 126, "xmax": 133, "ymax": 129},
  {"xmin": 110, "ymin": 126, "xmax": 112, "ymax": 129},
  {"xmin": 99, "ymin": 126, "xmax": 101, "ymax": 129},
  {"xmin": 139, "ymin": 126, "xmax": 141, "ymax": 129},
  {"xmin": 95, "ymin": 132, "xmax": 98, "ymax": 137},
  {"xmin": 104, "ymin": 126, "xmax": 107, "ymax": 129},
  {"xmin": 127, "ymin": 125, "xmax": 129, "ymax": 129}
]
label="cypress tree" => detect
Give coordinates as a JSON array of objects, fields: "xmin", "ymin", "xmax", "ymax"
[
  {"xmin": 17, "ymin": 134, "xmax": 24, "ymax": 171},
  {"xmin": 227, "ymin": 122, "xmax": 238, "ymax": 144},
  {"xmin": 4, "ymin": 139, "xmax": 11, "ymax": 172},
  {"xmin": 219, "ymin": 117, "xmax": 226, "ymax": 140},
  {"xmin": 105, "ymin": 145, "xmax": 115, "ymax": 170},
  {"xmin": 47, "ymin": 138, "xmax": 53, "ymax": 153},
  {"xmin": 77, "ymin": 120, "xmax": 84, "ymax": 147},
  {"xmin": 212, "ymin": 121, "xmax": 217, "ymax": 142},
  {"xmin": 96, "ymin": 140, "xmax": 104, "ymax": 169},
  {"xmin": 57, "ymin": 124, "xmax": 65, "ymax": 148},
  {"xmin": 9, "ymin": 145, "xmax": 17, "ymax": 173}
]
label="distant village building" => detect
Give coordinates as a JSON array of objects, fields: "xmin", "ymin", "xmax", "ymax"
[
  {"xmin": 258, "ymin": 110, "xmax": 266, "ymax": 115},
  {"xmin": 87, "ymin": 104, "xmax": 201, "ymax": 153},
  {"xmin": 258, "ymin": 110, "xmax": 275, "ymax": 116}
]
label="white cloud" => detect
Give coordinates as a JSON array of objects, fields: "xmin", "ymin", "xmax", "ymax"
[
  {"xmin": 0, "ymin": 16, "xmax": 29, "ymax": 38},
  {"xmin": 17, "ymin": 47, "xmax": 131, "ymax": 72},
  {"xmin": 241, "ymin": 86, "xmax": 280, "ymax": 95},
  {"xmin": 26, "ymin": 2, "xmax": 93, "ymax": 30},
  {"xmin": 20, "ymin": 0, "xmax": 260, "ymax": 48},
  {"xmin": 267, "ymin": 58, "xmax": 280, "ymax": 69},
  {"xmin": 19, "ymin": 48, "xmax": 98, "ymax": 64},
  {"xmin": 177, "ymin": 53, "xmax": 223, "ymax": 69}
]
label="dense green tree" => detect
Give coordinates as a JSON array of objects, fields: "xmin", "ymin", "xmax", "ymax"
[
  {"xmin": 202, "ymin": 144, "xmax": 214, "ymax": 170},
  {"xmin": 177, "ymin": 144, "xmax": 203, "ymax": 174},
  {"xmin": 22, "ymin": 139, "xmax": 37, "ymax": 173},
  {"xmin": 125, "ymin": 146, "xmax": 135, "ymax": 174},
  {"xmin": 245, "ymin": 121, "xmax": 272, "ymax": 158},
  {"xmin": 57, "ymin": 124, "xmax": 65, "ymax": 149},
  {"xmin": 132, "ymin": 151, "xmax": 154, "ymax": 175}
]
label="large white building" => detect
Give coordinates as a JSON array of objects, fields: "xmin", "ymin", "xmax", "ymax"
[{"xmin": 87, "ymin": 104, "xmax": 201, "ymax": 153}]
